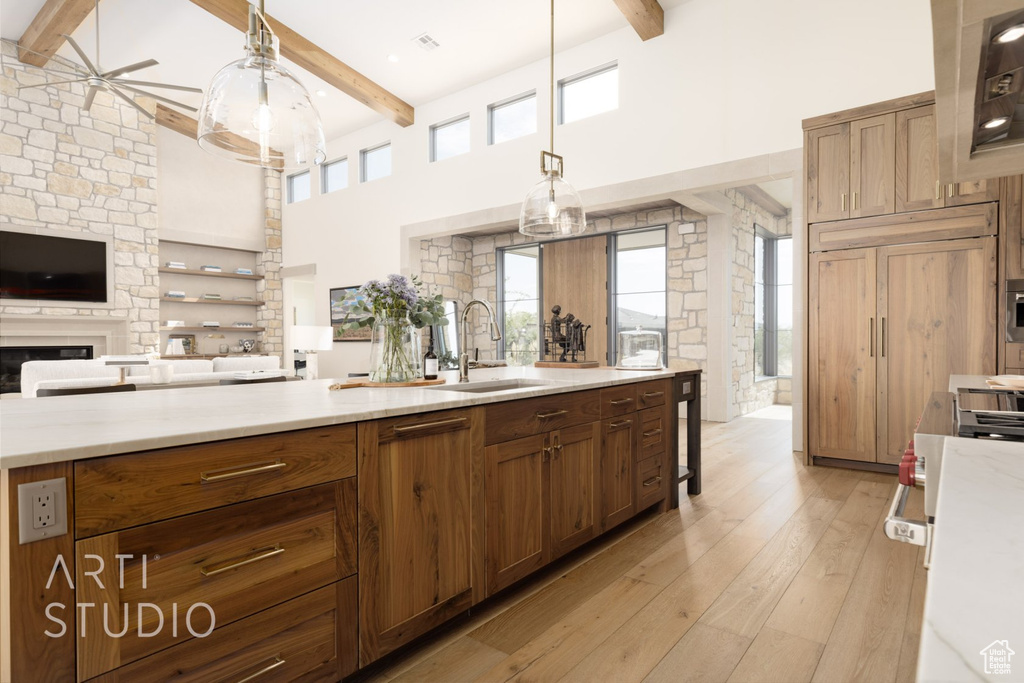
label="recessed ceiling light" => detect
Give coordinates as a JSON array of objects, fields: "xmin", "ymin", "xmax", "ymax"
[
  {"xmin": 387, "ymin": 54, "xmax": 400, "ymax": 63},
  {"xmin": 316, "ymin": 89, "xmax": 327, "ymax": 97},
  {"xmin": 983, "ymin": 116, "xmax": 1010, "ymax": 129},
  {"xmin": 994, "ymin": 24, "xmax": 1024, "ymax": 44}
]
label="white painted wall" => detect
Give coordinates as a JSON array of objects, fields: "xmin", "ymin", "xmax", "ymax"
[
  {"xmin": 156, "ymin": 126, "xmax": 264, "ymax": 244},
  {"xmin": 282, "ymin": 0, "xmax": 935, "ymax": 381}
]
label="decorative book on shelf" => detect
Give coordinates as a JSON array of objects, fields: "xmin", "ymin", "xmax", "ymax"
[
  {"xmin": 233, "ymin": 296, "xmax": 254, "ymax": 302},
  {"xmin": 200, "ymin": 265, "xmax": 222, "ymax": 272},
  {"xmin": 202, "ymin": 293, "xmax": 222, "ymax": 300},
  {"xmin": 165, "ymin": 320, "xmax": 186, "ymax": 327},
  {"xmin": 202, "ymin": 321, "xmax": 220, "ymax": 327},
  {"xmin": 235, "ymin": 268, "xmax": 254, "ymax": 275},
  {"xmin": 165, "ymin": 261, "xmax": 186, "ymax": 269},
  {"xmin": 233, "ymin": 322, "xmax": 254, "ymax": 328},
  {"xmin": 165, "ymin": 290, "xmax": 186, "ymax": 298}
]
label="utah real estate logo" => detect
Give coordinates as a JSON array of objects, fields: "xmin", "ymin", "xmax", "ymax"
[{"xmin": 980, "ymin": 640, "xmax": 1015, "ymax": 676}]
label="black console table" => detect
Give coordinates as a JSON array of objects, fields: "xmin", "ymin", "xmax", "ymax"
[{"xmin": 671, "ymin": 369, "xmax": 702, "ymax": 508}]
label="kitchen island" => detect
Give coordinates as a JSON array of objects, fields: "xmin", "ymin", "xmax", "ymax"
[{"xmin": 0, "ymin": 366, "xmax": 700, "ymax": 682}]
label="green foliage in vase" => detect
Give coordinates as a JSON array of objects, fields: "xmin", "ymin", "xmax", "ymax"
[{"xmin": 340, "ymin": 274, "xmax": 450, "ymax": 331}]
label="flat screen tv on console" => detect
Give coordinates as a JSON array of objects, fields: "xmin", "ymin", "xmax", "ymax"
[{"xmin": 0, "ymin": 231, "xmax": 107, "ymax": 303}]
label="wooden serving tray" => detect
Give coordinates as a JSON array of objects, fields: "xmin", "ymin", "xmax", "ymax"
[{"xmin": 329, "ymin": 378, "xmax": 447, "ymax": 390}]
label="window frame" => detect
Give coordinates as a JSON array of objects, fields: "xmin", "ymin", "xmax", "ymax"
[
  {"xmin": 359, "ymin": 142, "xmax": 391, "ymax": 183},
  {"xmin": 609, "ymin": 226, "xmax": 668, "ymax": 367},
  {"xmin": 557, "ymin": 61, "xmax": 618, "ymax": 125},
  {"xmin": 286, "ymin": 169, "xmax": 311, "ymax": 204},
  {"xmin": 487, "ymin": 90, "xmax": 537, "ymax": 145},
  {"xmin": 754, "ymin": 226, "xmax": 793, "ymax": 379},
  {"xmin": 429, "ymin": 113, "xmax": 471, "ymax": 163},
  {"xmin": 319, "ymin": 157, "xmax": 348, "ymax": 194},
  {"xmin": 496, "ymin": 244, "xmax": 543, "ymax": 365}
]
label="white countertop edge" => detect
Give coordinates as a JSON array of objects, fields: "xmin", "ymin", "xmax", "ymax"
[{"xmin": 0, "ymin": 367, "xmax": 687, "ymax": 470}]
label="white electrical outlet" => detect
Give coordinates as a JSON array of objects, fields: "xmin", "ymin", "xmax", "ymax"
[{"xmin": 18, "ymin": 477, "xmax": 68, "ymax": 544}]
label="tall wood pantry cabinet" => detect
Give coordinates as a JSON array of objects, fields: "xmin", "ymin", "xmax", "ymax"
[{"xmin": 805, "ymin": 92, "xmax": 1001, "ymax": 467}]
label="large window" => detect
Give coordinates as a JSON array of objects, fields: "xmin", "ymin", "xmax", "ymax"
[
  {"xmin": 498, "ymin": 245, "xmax": 540, "ymax": 366},
  {"xmin": 360, "ymin": 142, "xmax": 391, "ymax": 182},
  {"xmin": 754, "ymin": 228, "xmax": 793, "ymax": 378},
  {"xmin": 286, "ymin": 170, "xmax": 310, "ymax": 203},
  {"xmin": 612, "ymin": 228, "xmax": 667, "ymax": 364},
  {"xmin": 488, "ymin": 91, "xmax": 536, "ymax": 144},
  {"xmin": 430, "ymin": 115, "xmax": 471, "ymax": 162},
  {"xmin": 558, "ymin": 63, "xmax": 618, "ymax": 125},
  {"xmin": 321, "ymin": 157, "xmax": 347, "ymax": 193}
]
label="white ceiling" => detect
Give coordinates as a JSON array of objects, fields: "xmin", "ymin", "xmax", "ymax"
[{"xmin": 1, "ymin": 0, "xmax": 688, "ymax": 140}]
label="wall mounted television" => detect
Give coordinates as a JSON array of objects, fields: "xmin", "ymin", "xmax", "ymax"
[{"xmin": 0, "ymin": 231, "xmax": 107, "ymax": 303}]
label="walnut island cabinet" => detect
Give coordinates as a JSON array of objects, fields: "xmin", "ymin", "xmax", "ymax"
[{"xmin": 1, "ymin": 369, "xmax": 700, "ymax": 681}]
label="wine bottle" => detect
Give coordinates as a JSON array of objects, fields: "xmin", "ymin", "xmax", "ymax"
[{"xmin": 424, "ymin": 327, "xmax": 439, "ymax": 380}]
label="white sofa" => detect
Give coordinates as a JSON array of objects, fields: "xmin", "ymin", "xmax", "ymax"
[{"xmin": 20, "ymin": 356, "xmax": 287, "ymax": 397}]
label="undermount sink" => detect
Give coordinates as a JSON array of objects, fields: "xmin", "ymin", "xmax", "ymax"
[{"xmin": 428, "ymin": 379, "xmax": 560, "ymax": 394}]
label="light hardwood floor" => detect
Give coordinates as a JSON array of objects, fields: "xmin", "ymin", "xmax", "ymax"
[{"xmin": 359, "ymin": 406, "xmax": 927, "ymax": 683}]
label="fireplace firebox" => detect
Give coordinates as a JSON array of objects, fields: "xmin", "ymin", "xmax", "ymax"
[{"xmin": 0, "ymin": 346, "xmax": 93, "ymax": 395}]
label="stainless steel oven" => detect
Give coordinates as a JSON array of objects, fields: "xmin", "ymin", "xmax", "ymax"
[{"xmin": 1008, "ymin": 279, "xmax": 1024, "ymax": 342}]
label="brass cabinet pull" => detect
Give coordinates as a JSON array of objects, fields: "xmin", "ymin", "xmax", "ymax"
[
  {"xmin": 608, "ymin": 419, "xmax": 632, "ymax": 430},
  {"xmin": 643, "ymin": 428, "xmax": 662, "ymax": 438},
  {"xmin": 947, "ymin": 183, "xmax": 955, "ymax": 198},
  {"xmin": 852, "ymin": 191, "xmax": 858, "ymax": 210},
  {"xmin": 201, "ymin": 545, "xmax": 284, "ymax": 577},
  {"xmin": 610, "ymin": 398, "xmax": 634, "ymax": 406},
  {"xmin": 643, "ymin": 475, "xmax": 663, "ymax": 487},
  {"xmin": 870, "ymin": 317, "xmax": 875, "ymax": 358},
  {"xmin": 881, "ymin": 317, "xmax": 887, "ymax": 357},
  {"xmin": 535, "ymin": 409, "xmax": 568, "ymax": 419},
  {"xmin": 393, "ymin": 416, "xmax": 467, "ymax": 435},
  {"xmin": 201, "ymin": 461, "xmax": 286, "ymax": 484},
  {"xmin": 841, "ymin": 193, "xmax": 847, "ymax": 211},
  {"xmin": 642, "ymin": 391, "xmax": 664, "ymax": 399},
  {"xmin": 935, "ymin": 180, "xmax": 941, "ymax": 200},
  {"xmin": 542, "ymin": 446, "xmax": 552, "ymax": 462},
  {"xmin": 232, "ymin": 656, "xmax": 286, "ymax": 683}
]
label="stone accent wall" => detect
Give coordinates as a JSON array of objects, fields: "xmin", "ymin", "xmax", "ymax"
[
  {"xmin": 257, "ymin": 168, "xmax": 283, "ymax": 354},
  {"xmin": 417, "ymin": 204, "xmax": 710, "ymax": 410},
  {"xmin": 0, "ymin": 46, "xmax": 160, "ymax": 353},
  {"xmin": 727, "ymin": 189, "xmax": 792, "ymax": 416}
]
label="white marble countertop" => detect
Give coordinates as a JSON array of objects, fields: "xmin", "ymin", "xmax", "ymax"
[
  {"xmin": 918, "ymin": 437, "xmax": 1024, "ymax": 682},
  {"xmin": 947, "ymin": 374, "xmax": 993, "ymax": 392},
  {"xmin": 0, "ymin": 366, "xmax": 679, "ymax": 470}
]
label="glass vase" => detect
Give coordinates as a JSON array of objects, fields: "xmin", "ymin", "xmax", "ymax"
[{"xmin": 368, "ymin": 314, "xmax": 421, "ymax": 383}]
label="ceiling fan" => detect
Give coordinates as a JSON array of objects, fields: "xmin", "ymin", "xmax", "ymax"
[{"xmin": 2, "ymin": 0, "xmax": 201, "ymax": 120}]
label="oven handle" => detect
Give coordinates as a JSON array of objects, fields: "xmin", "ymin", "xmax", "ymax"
[{"xmin": 883, "ymin": 482, "xmax": 929, "ymax": 547}]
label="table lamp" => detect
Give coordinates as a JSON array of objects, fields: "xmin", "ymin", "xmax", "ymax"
[{"xmin": 291, "ymin": 325, "xmax": 332, "ymax": 380}]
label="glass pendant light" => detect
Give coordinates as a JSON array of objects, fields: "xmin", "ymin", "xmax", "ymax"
[
  {"xmin": 197, "ymin": 0, "xmax": 326, "ymax": 170},
  {"xmin": 520, "ymin": 0, "xmax": 586, "ymax": 237}
]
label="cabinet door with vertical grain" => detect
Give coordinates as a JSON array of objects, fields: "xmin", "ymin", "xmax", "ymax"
[
  {"xmin": 946, "ymin": 177, "xmax": 1000, "ymax": 207},
  {"xmin": 601, "ymin": 414, "xmax": 637, "ymax": 531},
  {"xmin": 896, "ymin": 105, "xmax": 943, "ymax": 212},
  {"xmin": 850, "ymin": 114, "xmax": 895, "ymax": 218},
  {"xmin": 877, "ymin": 238, "xmax": 997, "ymax": 463},
  {"xmin": 542, "ymin": 236, "xmax": 609, "ymax": 365},
  {"xmin": 809, "ymin": 249, "xmax": 877, "ymax": 462},
  {"xmin": 358, "ymin": 409, "xmax": 479, "ymax": 665},
  {"xmin": 806, "ymin": 123, "xmax": 850, "ymax": 223},
  {"xmin": 549, "ymin": 422, "xmax": 600, "ymax": 560},
  {"xmin": 485, "ymin": 433, "xmax": 549, "ymax": 595}
]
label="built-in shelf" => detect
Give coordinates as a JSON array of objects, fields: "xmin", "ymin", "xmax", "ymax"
[
  {"xmin": 159, "ymin": 267, "xmax": 264, "ymax": 281},
  {"xmin": 160, "ymin": 326, "xmax": 265, "ymax": 332},
  {"xmin": 161, "ymin": 297, "xmax": 263, "ymax": 306}
]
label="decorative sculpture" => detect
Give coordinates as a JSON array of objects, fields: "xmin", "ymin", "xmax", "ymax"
[{"xmin": 541, "ymin": 304, "xmax": 591, "ymax": 364}]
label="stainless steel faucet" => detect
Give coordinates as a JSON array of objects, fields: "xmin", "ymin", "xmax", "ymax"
[{"xmin": 460, "ymin": 299, "xmax": 502, "ymax": 382}]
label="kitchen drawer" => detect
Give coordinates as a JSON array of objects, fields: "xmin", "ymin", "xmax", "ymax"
[
  {"xmin": 1007, "ymin": 343, "xmax": 1024, "ymax": 368},
  {"xmin": 484, "ymin": 390, "xmax": 600, "ymax": 445},
  {"xmin": 638, "ymin": 407, "xmax": 667, "ymax": 461},
  {"xmin": 636, "ymin": 379, "xmax": 670, "ymax": 410},
  {"xmin": 76, "ymin": 480, "xmax": 357, "ymax": 680},
  {"xmin": 88, "ymin": 578, "xmax": 357, "ymax": 683},
  {"xmin": 636, "ymin": 454, "xmax": 668, "ymax": 512},
  {"xmin": 75, "ymin": 424, "xmax": 356, "ymax": 537},
  {"xmin": 600, "ymin": 384, "xmax": 638, "ymax": 418}
]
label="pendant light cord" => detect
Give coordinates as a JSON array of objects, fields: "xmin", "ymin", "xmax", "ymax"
[
  {"xmin": 549, "ymin": 0, "xmax": 555, "ymax": 154},
  {"xmin": 95, "ymin": 0, "xmax": 100, "ymax": 69}
]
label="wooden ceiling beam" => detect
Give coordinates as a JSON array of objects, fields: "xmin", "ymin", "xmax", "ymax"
[
  {"xmin": 613, "ymin": 0, "xmax": 664, "ymax": 41},
  {"xmin": 189, "ymin": 0, "xmax": 415, "ymax": 127},
  {"xmin": 17, "ymin": 0, "xmax": 97, "ymax": 67},
  {"xmin": 155, "ymin": 103, "xmax": 285, "ymax": 171},
  {"xmin": 736, "ymin": 185, "xmax": 789, "ymax": 217}
]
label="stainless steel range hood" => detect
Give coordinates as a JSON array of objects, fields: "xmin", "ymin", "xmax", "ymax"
[{"xmin": 932, "ymin": 0, "xmax": 1024, "ymax": 182}]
